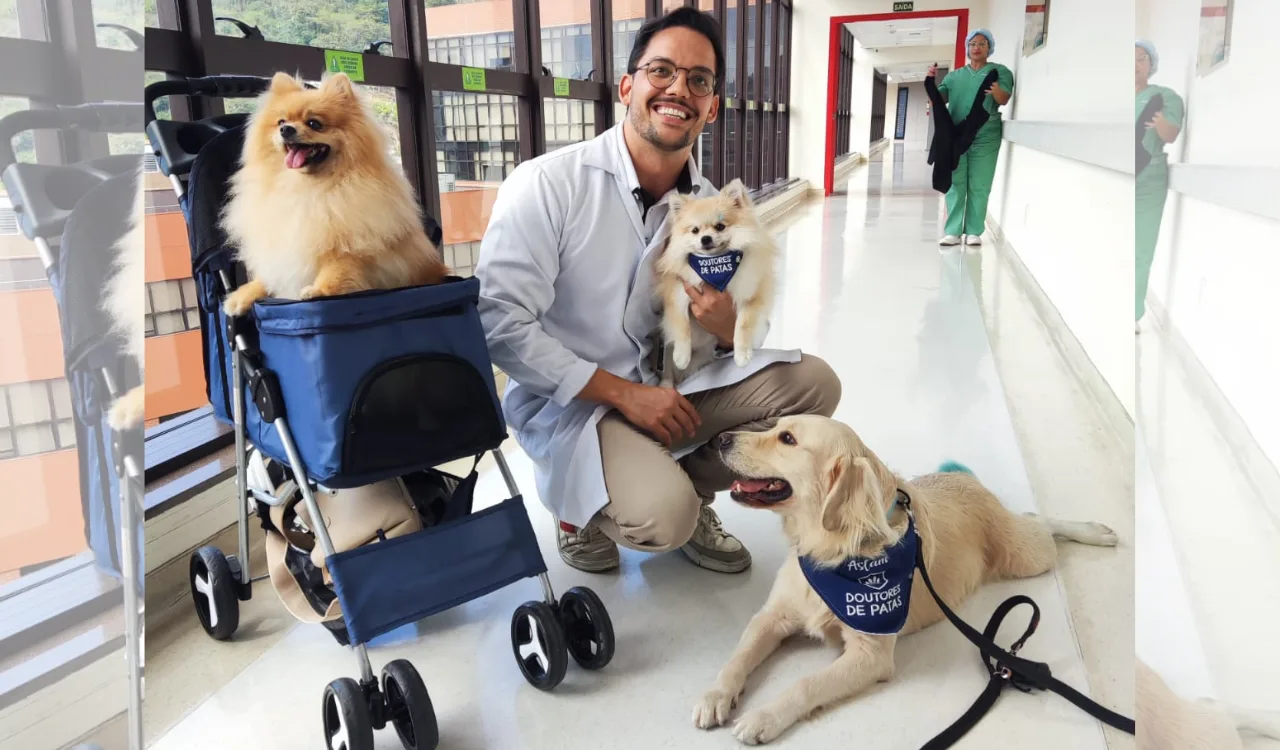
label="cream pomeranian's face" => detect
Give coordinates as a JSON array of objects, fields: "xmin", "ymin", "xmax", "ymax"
[
  {"xmin": 666, "ymin": 179, "xmax": 761, "ymax": 258},
  {"xmin": 247, "ymin": 72, "xmax": 384, "ymax": 175}
]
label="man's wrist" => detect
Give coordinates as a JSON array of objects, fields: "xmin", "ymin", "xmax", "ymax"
[{"xmin": 578, "ymin": 368, "xmax": 633, "ymax": 408}]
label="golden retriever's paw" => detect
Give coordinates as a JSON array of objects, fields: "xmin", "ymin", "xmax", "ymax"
[
  {"xmin": 692, "ymin": 687, "xmax": 737, "ymax": 729},
  {"xmin": 108, "ymin": 386, "xmax": 145, "ymax": 431},
  {"xmin": 732, "ymin": 709, "xmax": 786, "ymax": 745},
  {"xmin": 1083, "ymin": 522, "xmax": 1119, "ymax": 546}
]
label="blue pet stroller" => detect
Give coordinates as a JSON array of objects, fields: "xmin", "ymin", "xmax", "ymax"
[
  {"xmin": 144, "ymin": 75, "xmax": 615, "ymax": 750},
  {"xmin": 0, "ymin": 103, "xmax": 146, "ymax": 748}
]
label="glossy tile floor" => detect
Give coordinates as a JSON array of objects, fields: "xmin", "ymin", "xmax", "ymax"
[
  {"xmin": 147, "ymin": 146, "xmax": 1133, "ymax": 749},
  {"xmin": 1137, "ymin": 317, "xmax": 1280, "ymax": 729}
]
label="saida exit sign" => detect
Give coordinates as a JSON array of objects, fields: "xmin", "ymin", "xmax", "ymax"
[{"xmin": 893, "ymin": 1, "xmax": 914, "ymax": 11}]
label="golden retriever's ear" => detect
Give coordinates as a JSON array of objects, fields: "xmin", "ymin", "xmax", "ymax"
[
  {"xmin": 270, "ymin": 72, "xmax": 304, "ymax": 94},
  {"xmin": 321, "ymin": 72, "xmax": 356, "ymax": 99},
  {"xmin": 821, "ymin": 455, "xmax": 884, "ymax": 533}
]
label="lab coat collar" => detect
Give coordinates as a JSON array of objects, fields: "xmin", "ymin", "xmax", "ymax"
[{"xmin": 586, "ymin": 122, "xmax": 705, "ymax": 199}]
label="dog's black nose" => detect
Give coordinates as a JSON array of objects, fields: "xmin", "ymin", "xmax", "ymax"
[
  {"xmin": 701, "ymin": 234, "xmax": 715, "ymax": 247},
  {"xmin": 279, "ymin": 124, "xmax": 297, "ymax": 139},
  {"xmin": 718, "ymin": 433, "xmax": 734, "ymax": 450}
]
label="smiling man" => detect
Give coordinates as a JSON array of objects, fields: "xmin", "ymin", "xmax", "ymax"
[{"xmin": 475, "ymin": 8, "xmax": 841, "ymax": 574}]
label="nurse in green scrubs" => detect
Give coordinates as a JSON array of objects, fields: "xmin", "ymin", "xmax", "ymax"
[
  {"xmin": 929, "ymin": 29, "xmax": 1015, "ymax": 247},
  {"xmin": 1135, "ymin": 39, "xmax": 1183, "ymax": 325}
]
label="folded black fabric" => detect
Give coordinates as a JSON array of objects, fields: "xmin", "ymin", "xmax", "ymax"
[
  {"xmin": 925, "ymin": 68, "xmax": 1001, "ymax": 194},
  {"xmin": 1136, "ymin": 93, "xmax": 1164, "ymax": 176}
]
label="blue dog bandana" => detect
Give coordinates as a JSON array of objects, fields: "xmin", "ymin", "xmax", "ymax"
[
  {"xmin": 798, "ymin": 514, "xmax": 918, "ymax": 636},
  {"xmin": 687, "ymin": 250, "xmax": 743, "ymax": 292}
]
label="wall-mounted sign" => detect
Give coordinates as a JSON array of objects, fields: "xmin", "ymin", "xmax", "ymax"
[
  {"xmin": 1022, "ymin": 3, "xmax": 1050, "ymax": 57},
  {"xmin": 893, "ymin": 2, "xmax": 914, "ymax": 12},
  {"xmin": 461, "ymin": 67, "xmax": 487, "ymax": 92},
  {"xmin": 324, "ymin": 50, "xmax": 365, "ymax": 82},
  {"xmin": 1197, "ymin": 0, "xmax": 1232, "ymax": 75}
]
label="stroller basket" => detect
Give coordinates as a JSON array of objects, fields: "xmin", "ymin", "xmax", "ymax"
[
  {"xmin": 328, "ymin": 494, "xmax": 545, "ymax": 645},
  {"xmin": 241, "ymin": 277, "xmax": 507, "ymax": 488}
]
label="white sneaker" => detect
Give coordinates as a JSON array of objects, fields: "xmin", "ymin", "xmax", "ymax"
[
  {"xmin": 965, "ymin": 235, "xmax": 983, "ymax": 246},
  {"xmin": 680, "ymin": 504, "xmax": 751, "ymax": 573},
  {"xmin": 939, "ymin": 235, "xmax": 961, "ymax": 246}
]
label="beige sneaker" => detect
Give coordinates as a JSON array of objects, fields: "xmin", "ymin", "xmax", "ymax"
[
  {"xmin": 557, "ymin": 520, "xmax": 619, "ymax": 573},
  {"xmin": 680, "ymin": 504, "xmax": 751, "ymax": 573}
]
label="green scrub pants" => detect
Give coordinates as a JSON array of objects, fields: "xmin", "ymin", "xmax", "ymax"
[
  {"xmin": 944, "ymin": 129, "xmax": 1001, "ymax": 237},
  {"xmin": 1135, "ymin": 158, "xmax": 1169, "ymax": 320}
]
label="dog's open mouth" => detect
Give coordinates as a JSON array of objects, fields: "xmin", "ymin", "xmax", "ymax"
[
  {"xmin": 284, "ymin": 143, "xmax": 331, "ymax": 169},
  {"xmin": 730, "ymin": 478, "xmax": 792, "ymax": 506}
]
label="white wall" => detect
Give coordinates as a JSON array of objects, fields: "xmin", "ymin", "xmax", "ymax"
[
  {"xmin": 984, "ymin": 0, "xmax": 1135, "ymax": 415},
  {"xmin": 788, "ymin": 0, "xmax": 989, "ymax": 189},
  {"xmin": 1139, "ymin": 0, "xmax": 1280, "ymax": 468}
]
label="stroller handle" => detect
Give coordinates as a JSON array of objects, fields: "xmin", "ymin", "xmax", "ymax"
[
  {"xmin": 0, "ymin": 103, "xmax": 143, "ymax": 172},
  {"xmin": 145, "ymin": 75, "xmax": 273, "ymax": 126}
]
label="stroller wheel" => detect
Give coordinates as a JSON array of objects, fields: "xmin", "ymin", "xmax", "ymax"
[
  {"xmin": 511, "ymin": 601, "xmax": 569, "ymax": 691},
  {"xmin": 189, "ymin": 546, "xmax": 240, "ymax": 640},
  {"xmin": 558, "ymin": 586, "xmax": 615, "ymax": 670},
  {"xmin": 322, "ymin": 677, "xmax": 374, "ymax": 750},
  {"xmin": 381, "ymin": 659, "xmax": 438, "ymax": 750}
]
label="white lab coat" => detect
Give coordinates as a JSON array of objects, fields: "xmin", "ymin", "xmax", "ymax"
[{"xmin": 475, "ymin": 123, "xmax": 801, "ymax": 527}]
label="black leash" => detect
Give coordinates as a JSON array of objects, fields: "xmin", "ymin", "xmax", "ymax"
[{"xmin": 896, "ymin": 493, "xmax": 1135, "ymax": 748}]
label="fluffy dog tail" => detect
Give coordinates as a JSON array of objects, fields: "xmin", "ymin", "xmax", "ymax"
[{"xmin": 937, "ymin": 460, "xmax": 975, "ymax": 476}]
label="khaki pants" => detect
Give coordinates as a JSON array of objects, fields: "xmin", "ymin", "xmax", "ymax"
[{"xmin": 592, "ymin": 355, "xmax": 841, "ymax": 552}]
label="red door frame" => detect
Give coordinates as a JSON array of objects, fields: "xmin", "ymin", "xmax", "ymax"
[{"xmin": 824, "ymin": 9, "xmax": 969, "ymax": 195}]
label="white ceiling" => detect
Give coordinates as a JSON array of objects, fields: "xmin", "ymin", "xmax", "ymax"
[
  {"xmin": 846, "ymin": 17, "xmax": 958, "ymax": 50},
  {"xmin": 875, "ymin": 63, "xmax": 939, "ymax": 84}
]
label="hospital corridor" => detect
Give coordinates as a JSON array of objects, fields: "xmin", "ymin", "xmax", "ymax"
[{"xmin": 1, "ymin": 0, "xmax": 1277, "ymax": 749}]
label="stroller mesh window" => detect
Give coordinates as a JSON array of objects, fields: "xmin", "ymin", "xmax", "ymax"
[{"xmin": 345, "ymin": 354, "xmax": 501, "ymax": 477}]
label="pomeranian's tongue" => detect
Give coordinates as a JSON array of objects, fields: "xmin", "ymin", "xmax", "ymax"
[
  {"xmin": 285, "ymin": 145, "xmax": 308, "ymax": 169},
  {"xmin": 731, "ymin": 478, "xmax": 779, "ymax": 494}
]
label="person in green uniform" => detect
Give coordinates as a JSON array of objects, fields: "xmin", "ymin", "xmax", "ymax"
[
  {"xmin": 1135, "ymin": 39, "xmax": 1183, "ymax": 327},
  {"xmin": 928, "ymin": 28, "xmax": 1014, "ymax": 247}
]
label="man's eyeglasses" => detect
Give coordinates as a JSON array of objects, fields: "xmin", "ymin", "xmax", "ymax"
[{"xmin": 636, "ymin": 60, "xmax": 717, "ymax": 98}]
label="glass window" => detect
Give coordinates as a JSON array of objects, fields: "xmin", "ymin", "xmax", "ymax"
[
  {"xmin": 434, "ymin": 92, "xmax": 520, "ymax": 278},
  {"xmin": 724, "ymin": 107, "xmax": 738, "ymax": 182},
  {"xmin": 543, "ymin": 98, "xmax": 593, "ymax": 153},
  {"xmin": 146, "ymin": 279, "xmax": 200, "ymax": 337},
  {"xmin": 145, "ymin": 0, "xmax": 160, "ymax": 28},
  {"xmin": 663, "ymin": 0, "xmax": 686, "ymax": 11},
  {"xmin": 539, "ymin": 7, "xmax": 592, "ymax": 80},
  {"xmin": 0, "ymin": 97, "xmax": 35, "ymax": 168},
  {"xmin": 763, "ymin": 0, "xmax": 773, "ymax": 101},
  {"xmin": 612, "ymin": 2, "xmax": 645, "ymax": 84},
  {"xmin": 426, "ymin": 0, "xmax": 516, "ymax": 71},
  {"xmin": 745, "ymin": 0, "xmax": 757, "ymax": 99},
  {"xmin": 1, "ymin": 0, "xmax": 44, "ymax": 40},
  {"xmin": 210, "ymin": 0, "xmax": 393, "ymax": 55},
  {"xmin": 92, "ymin": 0, "xmax": 145, "ymax": 50},
  {"xmin": 724, "ymin": 0, "xmax": 738, "ymax": 98},
  {"xmin": 0, "ymin": 379, "xmax": 76, "ymax": 459},
  {"xmin": 698, "ymin": 121, "xmax": 714, "ymax": 182}
]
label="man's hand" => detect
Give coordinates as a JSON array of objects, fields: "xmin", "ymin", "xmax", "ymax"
[
  {"xmin": 927, "ymin": 63, "xmax": 938, "ymax": 78},
  {"xmin": 684, "ymin": 282, "xmax": 736, "ymax": 349},
  {"xmin": 614, "ymin": 382, "xmax": 701, "ymax": 447}
]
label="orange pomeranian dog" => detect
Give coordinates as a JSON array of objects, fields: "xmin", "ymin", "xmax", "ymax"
[{"xmin": 220, "ymin": 71, "xmax": 448, "ymax": 316}]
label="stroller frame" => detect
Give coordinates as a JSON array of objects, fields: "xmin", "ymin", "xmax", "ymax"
[
  {"xmin": 146, "ymin": 75, "xmax": 615, "ymax": 750},
  {"xmin": 1, "ymin": 104, "xmax": 147, "ymax": 750}
]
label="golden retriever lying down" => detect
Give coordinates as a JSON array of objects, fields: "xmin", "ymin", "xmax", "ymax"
[
  {"xmin": 693, "ymin": 414, "xmax": 1119, "ymax": 745},
  {"xmin": 1137, "ymin": 658, "xmax": 1280, "ymax": 749}
]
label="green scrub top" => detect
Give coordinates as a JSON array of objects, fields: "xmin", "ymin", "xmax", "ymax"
[
  {"xmin": 937, "ymin": 62, "xmax": 1015, "ymax": 130},
  {"xmin": 1136, "ymin": 84, "xmax": 1184, "ymax": 162}
]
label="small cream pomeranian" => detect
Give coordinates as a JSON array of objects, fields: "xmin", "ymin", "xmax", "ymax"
[
  {"xmin": 655, "ymin": 179, "xmax": 776, "ymax": 386},
  {"xmin": 105, "ymin": 161, "xmax": 146, "ymax": 430},
  {"xmin": 220, "ymin": 72, "xmax": 448, "ymax": 316}
]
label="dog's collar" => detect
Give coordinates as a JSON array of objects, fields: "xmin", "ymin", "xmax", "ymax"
[{"xmin": 887, "ymin": 488, "xmax": 913, "ymax": 522}]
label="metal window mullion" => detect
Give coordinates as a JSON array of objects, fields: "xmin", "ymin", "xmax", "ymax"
[{"xmin": 594, "ymin": 0, "xmax": 611, "ymax": 136}]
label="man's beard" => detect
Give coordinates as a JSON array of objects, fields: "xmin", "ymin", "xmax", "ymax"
[{"xmin": 629, "ymin": 101, "xmax": 697, "ymax": 153}]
